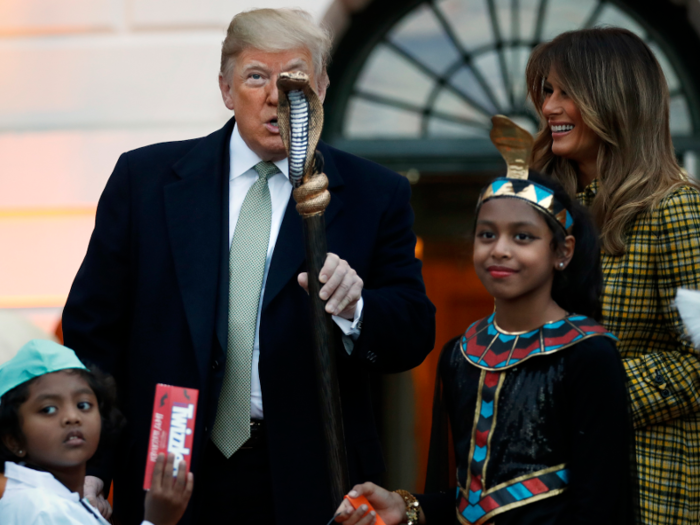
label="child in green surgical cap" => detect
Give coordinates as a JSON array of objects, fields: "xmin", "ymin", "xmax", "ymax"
[{"xmin": 0, "ymin": 339, "xmax": 194, "ymax": 525}]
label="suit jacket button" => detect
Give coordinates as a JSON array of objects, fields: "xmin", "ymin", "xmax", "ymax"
[
  {"xmin": 661, "ymin": 389, "xmax": 671, "ymax": 398},
  {"xmin": 212, "ymin": 360, "xmax": 219, "ymax": 370}
]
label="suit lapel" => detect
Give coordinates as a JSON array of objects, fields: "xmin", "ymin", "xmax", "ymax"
[
  {"xmin": 165, "ymin": 118, "xmax": 234, "ymax": 382},
  {"xmin": 262, "ymin": 142, "xmax": 344, "ymax": 311},
  {"xmin": 318, "ymin": 142, "xmax": 345, "ymax": 232},
  {"xmin": 165, "ymin": 128, "xmax": 343, "ymax": 361}
]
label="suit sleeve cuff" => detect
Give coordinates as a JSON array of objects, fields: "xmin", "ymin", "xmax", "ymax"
[
  {"xmin": 333, "ymin": 297, "xmax": 364, "ymax": 355},
  {"xmin": 332, "ymin": 296, "xmax": 363, "ymax": 337}
]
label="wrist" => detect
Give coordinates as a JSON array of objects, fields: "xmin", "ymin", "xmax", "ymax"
[
  {"xmin": 393, "ymin": 490, "xmax": 422, "ymax": 525},
  {"xmin": 84, "ymin": 475, "xmax": 104, "ymax": 496}
]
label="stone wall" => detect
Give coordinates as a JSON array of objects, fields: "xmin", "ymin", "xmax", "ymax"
[{"xmin": 0, "ymin": 1, "xmax": 331, "ymax": 331}]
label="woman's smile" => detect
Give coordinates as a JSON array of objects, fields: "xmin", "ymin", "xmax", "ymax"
[
  {"xmin": 541, "ymin": 68, "xmax": 600, "ymax": 171},
  {"xmin": 549, "ymin": 120, "xmax": 575, "ymax": 137}
]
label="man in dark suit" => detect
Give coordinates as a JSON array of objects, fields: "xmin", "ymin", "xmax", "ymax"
[{"xmin": 62, "ymin": 7, "xmax": 435, "ymax": 525}]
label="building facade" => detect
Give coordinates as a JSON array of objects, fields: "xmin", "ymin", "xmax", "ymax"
[{"xmin": 1, "ymin": 0, "xmax": 699, "ymax": 492}]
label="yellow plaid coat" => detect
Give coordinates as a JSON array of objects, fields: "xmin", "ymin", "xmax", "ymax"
[{"xmin": 578, "ymin": 180, "xmax": 700, "ymax": 524}]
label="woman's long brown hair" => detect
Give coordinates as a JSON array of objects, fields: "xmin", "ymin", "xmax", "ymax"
[{"xmin": 526, "ymin": 27, "xmax": 695, "ymax": 255}]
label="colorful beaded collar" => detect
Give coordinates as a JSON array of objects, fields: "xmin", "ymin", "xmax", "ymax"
[{"xmin": 460, "ymin": 313, "xmax": 617, "ymax": 371}]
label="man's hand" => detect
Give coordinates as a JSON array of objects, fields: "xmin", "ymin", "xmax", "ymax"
[
  {"xmin": 144, "ymin": 453, "xmax": 194, "ymax": 525},
  {"xmin": 298, "ymin": 253, "xmax": 363, "ymax": 320},
  {"xmin": 334, "ymin": 483, "xmax": 406, "ymax": 525},
  {"xmin": 84, "ymin": 475, "xmax": 112, "ymax": 519}
]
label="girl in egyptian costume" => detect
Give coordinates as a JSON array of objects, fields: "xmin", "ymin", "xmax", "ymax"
[{"xmin": 334, "ymin": 117, "xmax": 634, "ymax": 525}]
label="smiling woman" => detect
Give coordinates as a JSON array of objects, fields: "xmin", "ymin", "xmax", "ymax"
[
  {"xmin": 527, "ymin": 28, "xmax": 694, "ymax": 254},
  {"xmin": 541, "ymin": 69, "xmax": 601, "ymax": 186},
  {"xmin": 527, "ymin": 27, "xmax": 700, "ymax": 524}
]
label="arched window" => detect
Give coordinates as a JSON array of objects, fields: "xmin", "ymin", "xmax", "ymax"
[{"xmin": 324, "ymin": 0, "xmax": 699, "ymax": 173}]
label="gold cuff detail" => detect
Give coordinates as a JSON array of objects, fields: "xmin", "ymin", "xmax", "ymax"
[{"xmin": 394, "ymin": 489, "xmax": 421, "ymax": 525}]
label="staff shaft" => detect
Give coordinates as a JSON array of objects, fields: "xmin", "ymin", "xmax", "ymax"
[{"xmin": 303, "ymin": 213, "xmax": 350, "ymax": 506}]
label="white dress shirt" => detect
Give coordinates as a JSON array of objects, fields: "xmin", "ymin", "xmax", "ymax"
[
  {"xmin": 228, "ymin": 125, "xmax": 363, "ymax": 419},
  {"xmin": 0, "ymin": 462, "xmax": 154, "ymax": 525}
]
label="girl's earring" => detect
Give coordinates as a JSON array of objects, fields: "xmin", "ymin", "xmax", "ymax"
[
  {"xmin": 558, "ymin": 262, "xmax": 565, "ymax": 269},
  {"xmin": 17, "ymin": 449, "xmax": 23, "ymax": 456}
]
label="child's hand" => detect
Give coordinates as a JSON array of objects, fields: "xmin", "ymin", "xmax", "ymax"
[
  {"xmin": 334, "ymin": 482, "xmax": 407, "ymax": 525},
  {"xmin": 144, "ymin": 453, "xmax": 194, "ymax": 525},
  {"xmin": 84, "ymin": 475, "xmax": 112, "ymax": 519}
]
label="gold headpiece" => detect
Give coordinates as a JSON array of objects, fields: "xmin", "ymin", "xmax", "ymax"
[
  {"xmin": 489, "ymin": 115, "xmax": 533, "ymax": 180},
  {"xmin": 478, "ymin": 115, "xmax": 574, "ymax": 233}
]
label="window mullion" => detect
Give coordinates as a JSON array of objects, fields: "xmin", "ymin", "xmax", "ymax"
[
  {"xmin": 486, "ymin": 0, "xmax": 514, "ymax": 110},
  {"xmin": 532, "ymin": 0, "xmax": 550, "ymax": 43}
]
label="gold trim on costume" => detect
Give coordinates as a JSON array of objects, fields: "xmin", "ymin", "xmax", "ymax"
[
  {"xmin": 459, "ymin": 377, "xmax": 571, "ymax": 525},
  {"xmin": 482, "ymin": 332, "xmax": 500, "ymax": 357},
  {"xmin": 480, "ymin": 372, "xmax": 506, "ymax": 489},
  {"xmin": 477, "ymin": 179, "xmax": 573, "ymax": 234},
  {"xmin": 456, "ymin": 488, "xmax": 568, "ymax": 525},
  {"xmin": 457, "ymin": 464, "xmax": 569, "ymax": 525},
  {"xmin": 492, "ymin": 316, "xmax": 568, "ymax": 335},
  {"xmin": 505, "ymin": 335, "xmax": 519, "ymax": 366},
  {"xmin": 463, "ymin": 369, "xmax": 488, "ymax": 501},
  {"xmin": 485, "ymin": 463, "xmax": 568, "ymax": 494},
  {"xmin": 491, "ymin": 314, "xmax": 576, "ymax": 335},
  {"xmin": 565, "ymin": 317, "xmax": 587, "ymax": 337}
]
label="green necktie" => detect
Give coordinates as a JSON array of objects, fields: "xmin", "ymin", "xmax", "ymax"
[{"xmin": 212, "ymin": 161, "xmax": 279, "ymax": 458}]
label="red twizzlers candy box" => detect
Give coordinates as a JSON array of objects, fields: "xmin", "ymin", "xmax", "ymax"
[{"xmin": 143, "ymin": 384, "xmax": 199, "ymax": 490}]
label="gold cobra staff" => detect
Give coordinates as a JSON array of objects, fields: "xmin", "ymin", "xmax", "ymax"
[{"xmin": 277, "ymin": 71, "xmax": 350, "ymax": 507}]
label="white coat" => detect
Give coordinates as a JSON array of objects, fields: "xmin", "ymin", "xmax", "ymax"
[{"xmin": 0, "ymin": 462, "xmax": 152, "ymax": 525}]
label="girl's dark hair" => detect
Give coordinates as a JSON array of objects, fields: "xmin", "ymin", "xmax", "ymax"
[
  {"xmin": 527, "ymin": 171, "xmax": 603, "ymax": 319},
  {"xmin": 0, "ymin": 364, "xmax": 124, "ymax": 471}
]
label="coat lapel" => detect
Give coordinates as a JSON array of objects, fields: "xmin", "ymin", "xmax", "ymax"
[
  {"xmin": 262, "ymin": 142, "xmax": 344, "ymax": 311},
  {"xmin": 164, "ymin": 118, "xmax": 234, "ymax": 382}
]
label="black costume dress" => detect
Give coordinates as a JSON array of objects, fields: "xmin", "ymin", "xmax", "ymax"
[{"xmin": 419, "ymin": 313, "xmax": 634, "ymax": 525}]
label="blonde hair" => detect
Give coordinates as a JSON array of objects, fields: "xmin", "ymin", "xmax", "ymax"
[
  {"xmin": 526, "ymin": 27, "xmax": 694, "ymax": 255},
  {"xmin": 220, "ymin": 8, "xmax": 332, "ymax": 90}
]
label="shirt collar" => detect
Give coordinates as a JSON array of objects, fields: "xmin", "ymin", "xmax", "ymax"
[
  {"xmin": 230, "ymin": 123, "xmax": 289, "ymax": 182},
  {"xmin": 3, "ymin": 461, "xmax": 79, "ymax": 502},
  {"xmin": 584, "ymin": 178, "xmax": 599, "ymax": 194},
  {"xmin": 576, "ymin": 178, "xmax": 599, "ymax": 207}
]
